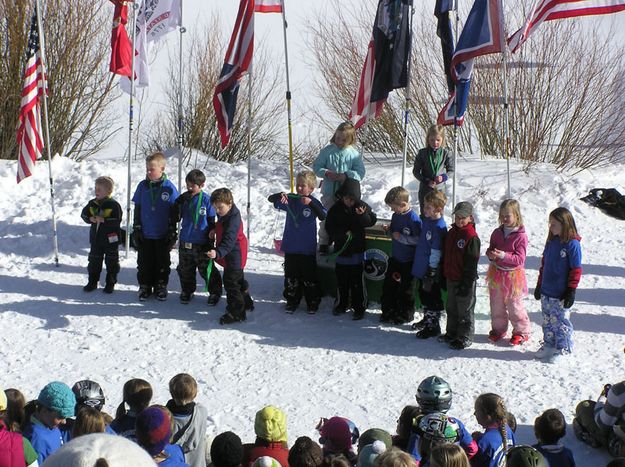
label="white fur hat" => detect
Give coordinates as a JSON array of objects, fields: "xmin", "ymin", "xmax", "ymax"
[{"xmin": 41, "ymin": 433, "xmax": 155, "ymax": 467}]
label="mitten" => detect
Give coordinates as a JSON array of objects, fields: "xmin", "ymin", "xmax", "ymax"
[
  {"xmin": 562, "ymin": 287, "xmax": 575, "ymax": 309},
  {"xmin": 534, "ymin": 285, "xmax": 541, "ymax": 301},
  {"xmin": 166, "ymin": 226, "xmax": 178, "ymax": 250},
  {"xmin": 131, "ymin": 226, "xmax": 144, "ymax": 250}
]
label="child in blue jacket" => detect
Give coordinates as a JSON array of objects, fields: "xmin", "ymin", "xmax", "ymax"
[
  {"xmin": 533, "ymin": 409, "xmax": 575, "ymax": 467},
  {"xmin": 412, "ymin": 190, "xmax": 448, "ymax": 339},
  {"xmin": 380, "ymin": 186, "xmax": 421, "ymax": 324},
  {"xmin": 268, "ymin": 170, "xmax": 326, "ymax": 314},
  {"xmin": 132, "ymin": 152, "xmax": 179, "ymax": 301},
  {"xmin": 174, "ymin": 169, "xmax": 222, "ymax": 306},
  {"xmin": 534, "ymin": 207, "xmax": 582, "ymax": 362},
  {"xmin": 471, "ymin": 393, "xmax": 515, "ymax": 467}
]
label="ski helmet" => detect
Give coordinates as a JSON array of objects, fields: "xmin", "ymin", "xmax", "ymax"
[
  {"xmin": 505, "ymin": 446, "xmax": 548, "ymax": 467},
  {"xmin": 416, "ymin": 376, "xmax": 452, "ymax": 413},
  {"xmin": 417, "ymin": 412, "xmax": 460, "ymax": 444},
  {"xmin": 71, "ymin": 380, "xmax": 105, "ymax": 412}
]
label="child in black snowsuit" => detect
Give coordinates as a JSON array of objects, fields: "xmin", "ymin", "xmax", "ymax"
[
  {"xmin": 81, "ymin": 176, "xmax": 123, "ymax": 293},
  {"xmin": 324, "ymin": 178, "xmax": 377, "ymax": 320}
]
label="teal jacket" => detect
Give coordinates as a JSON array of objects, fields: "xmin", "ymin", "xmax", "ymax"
[{"xmin": 312, "ymin": 144, "xmax": 366, "ymax": 198}]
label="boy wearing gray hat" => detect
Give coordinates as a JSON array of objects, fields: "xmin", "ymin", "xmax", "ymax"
[{"xmin": 440, "ymin": 201, "xmax": 480, "ymax": 349}]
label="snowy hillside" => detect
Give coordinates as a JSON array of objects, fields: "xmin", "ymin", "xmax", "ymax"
[{"xmin": 1, "ymin": 153, "xmax": 623, "ymax": 464}]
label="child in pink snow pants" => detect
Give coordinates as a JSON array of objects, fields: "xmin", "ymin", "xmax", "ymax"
[{"xmin": 485, "ymin": 199, "xmax": 531, "ymax": 346}]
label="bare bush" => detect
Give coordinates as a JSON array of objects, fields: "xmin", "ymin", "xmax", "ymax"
[
  {"xmin": 144, "ymin": 13, "xmax": 284, "ymax": 164},
  {"xmin": 0, "ymin": 0, "xmax": 119, "ymax": 161}
]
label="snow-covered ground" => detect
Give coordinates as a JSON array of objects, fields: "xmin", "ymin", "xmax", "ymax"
[{"xmin": 1, "ymin": 153, "xmax": 623, "ymax": 464}]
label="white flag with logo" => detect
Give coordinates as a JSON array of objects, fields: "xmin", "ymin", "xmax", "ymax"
[{"xmin": 120, "ymin": 0, "xmax": 181, "ymax": 94}]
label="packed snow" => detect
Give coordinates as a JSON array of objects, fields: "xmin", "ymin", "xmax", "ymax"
[{"xmin": 1, "ymin": 153, "xmax": 624, "ymax": 464}]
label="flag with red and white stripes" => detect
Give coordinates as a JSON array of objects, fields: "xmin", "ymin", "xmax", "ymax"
[
  {"xmin": 508, "ymin": 0, "xmax": 625, "ymax": 53},
  {"xmin": 254, "ymin": 0, "xmax": 283, "ymax": 13},
  {"xmin": 349, "ymin": 39, "xmax": 385, "ymax": 129},
  {"xmin": 16, "ymin": 9, "xmax": 46, "ymax": 183},
  {"xmin": 213, "ymin": 0, "xmax": 254, "ymax": 148}
]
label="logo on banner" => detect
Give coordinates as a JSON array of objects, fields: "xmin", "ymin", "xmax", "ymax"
[{"xmin": 364, "ymin": 248, "xmax": 389, "ymax": 281}]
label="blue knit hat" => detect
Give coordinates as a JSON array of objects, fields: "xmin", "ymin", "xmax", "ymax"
[
  {"xmin": 37, "ymin": 382, "xmax": 76, "ymax": 419},
  {"xmin": 136, "ymin": 407, "xmax": 172, "ymax": 457}
]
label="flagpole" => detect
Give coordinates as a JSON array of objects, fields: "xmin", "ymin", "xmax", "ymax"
[
  {"xmin": 451, "ymin": 0, "xmax": 460, "ymax": 211},
  {"xmin": 502, "ymin": 47, "xmax": 511, "ymax": 199},
  {"xmin": 125, "ymin": 1, "xmax": 138, "ymax": 259},
  {"xmin": 246, "ymin": 70, "xmax": 253, "ymax": 242},
  {"xmin": 35, "ymin": 0, "xmax": 59, "ymax": 267},
  {"xmin": 177, "ymin": 0, "xmax": 186, "ymax": 195},
  {"xmin": 400, "ymin": 3, "xmax": 415, "ymax": 187},
  {"xmin": 279, "ymin": 0, "xmax": 295, "ymax": 192}
]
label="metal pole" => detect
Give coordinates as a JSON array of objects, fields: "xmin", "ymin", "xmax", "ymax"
[
  {"xmin": 502, "ymin": 48, "xmax": 511, "ymax": 199},
  {"xmin": 280, "ymin": 0, "xmax": 295, "ymax": 192},
  {"xmin": 400, "ymin": 4, "xmax": 415, "ymax": 187},
  {"xmin": 246, "ymin": 70, "xmax": 253, "ymax": 242},
  {"xmin": 125, "ymin": 1, "xmax": 139, "ymax": 258},
  {"xmin": 177, "ymin": 0, "xmax": 186, "ymax": 193},
  {"xmin": 35, "ymin": 0, "xmax": 59, "ymax": 267},
  {"xmin": 451, "ymin": 0, "xmax": 459, "ymax": 210}
]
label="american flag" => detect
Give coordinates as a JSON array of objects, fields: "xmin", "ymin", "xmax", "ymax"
[
  {"xmin": 254, "ymin": 0, "xmax": 283, "ymax": 13},
  {"xmin": 213, "ymin": 0, "xmax": 254, "ymax": 149},
  {"xmin": 508, "ymin": 0, "xmax": 625, "ymax": 53},
  {"xmin": 16, "ymin": 9, "xmax": 46, "ymax": 183},
  {"xmin": 349, "ymin": 39, "xmax": 385, "ymax": 129}
]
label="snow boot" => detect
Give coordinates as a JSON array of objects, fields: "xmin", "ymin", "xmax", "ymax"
[
  {"xmin": 103, "ymin": 273, "xmax": 116, "ymax": 294},
  {"xmin": 138, "ymin": 285, "xmax": 152, "ymax": 301},
  {"xmin": 83, "ymin": 277, "xmax": 98, "ymax": 292}
]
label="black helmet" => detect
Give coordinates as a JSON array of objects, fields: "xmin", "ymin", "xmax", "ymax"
[
  {"xmin": 505, "ymin": 446, "xmax": 548, "ymax": 467},
  {"xmin": 71, "ymin": 380, "xmax": 105, "ymax": 412},
  {"xmin": 416, "ymin": 376, "xmax": 452, "ymax": 413}
]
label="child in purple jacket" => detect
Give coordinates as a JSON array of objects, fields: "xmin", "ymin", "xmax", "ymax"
[{"xmin": 485, "ymin": 199, "xmax": 530, "ymax": 346}]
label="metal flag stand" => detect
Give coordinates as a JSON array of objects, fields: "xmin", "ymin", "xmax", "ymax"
[
  {"xmin": 35, "ymin": 0, "xmax": 59, "ymax": 267},
  {"xmin": 400, "ymin": 3, "xmax": 415, "ymax": 187},
  {"xmin": 177, "ymin": 0, "xmax": 186, "ymax": 195}
]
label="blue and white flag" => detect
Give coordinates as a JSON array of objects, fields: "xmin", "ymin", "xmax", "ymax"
[{"xmin": 438, "ymin": 0, "xmax": 504, "ymax": 126}]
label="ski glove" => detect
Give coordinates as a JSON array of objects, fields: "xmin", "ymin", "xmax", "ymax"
[
  {"xmin": 422, "ymin": 267, "xmax": 439, "ymax": 292},
  {"xmin": 166, "ymin": 228, "xmax": 178, "ymax": 251},
  {"xmin": 562, "ymin": 287, "xmax": 575, "ymax": 309},
  {"xmin": 132, "ymin": 226, "xmax": 144, "ymax": 250},
  {"xmin": 534, "ymin": 285, "xmax": 541, "ymax": 301}
]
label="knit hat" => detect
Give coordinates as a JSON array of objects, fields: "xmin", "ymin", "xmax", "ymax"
[
  {"xmin": 356, "ymin": 441, "xmax": 387, "ymax": 467},
  {"xmin": 0, "ymin": 387, "xmax": 7, "ymax": 411},
  {"xmin": 211, "ymin": 431, "xmax": 243, "ymax": 467},
  {"xmin": 319, "ymin": 417, "xmax": 355, "ymax": 453},
  {"xmin": 37, "ymin": 382, "xmax": 76, "ymax": 419},
  {"xmin": 288, "ymin": 436, "xmax": 323, "ymax": 467},
  {"xmin": 452, "ymin": 201, "xmax": 473, "ymax": 218},
  {"xmin": 255, "ymin": 405, "xmax": 288, "ymax": 443},
  {"xmin": 252, "ymin": 456, "xmax": 282, "ymax": 467},
  {"xmin": 41, "ymin": 433, "xmax": 155, "ymax": 467},
  {"xmin": 357, "ymin": 428, "xmax": 392, "ymax": 452},
  {"xmin": 135, "ymin": 406, "xmax": 171, "ymax": 456},
  {"xmin": 335, "ymin": 178, "xmax": 361, "ymax": 201}
]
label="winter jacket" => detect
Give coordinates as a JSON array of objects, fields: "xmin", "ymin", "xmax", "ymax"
[
  {"xmin": 471, "ymin": 424, "xmax": 515, "ymax": 467},
  {"xmin": 110, "ymin": 412, "xmax": 138, "ymax": 441},
  {"xmin": 324, "ymin": 179, "xmax": 377, "ymax": 257},
  {"xmin": 412, "ymin": 147, "xmax": 454, "ymax": 188},
  {"xmin": 269, "ymin": 192, "xmax": 326, "ymax": 256},
  {"xmin": 0, "ymin": 419, "xmax": 38, "ymax": 467},
  {"xmin": 389, "ymin": 209, "xmax": 421, "ymax": 263},
  {"xmin": 313, "ymin": 144, "xmax": 366, "ymax": 198},
  {"xmin": 214, "ymin": 203, "xmax": 248, "ymax": 270},
  {"xmin": 443, "ymin": 222, "xmax": 480, "ymax": 283},
  {"xmin": 536, "ymin": 236, "xmax": 582, "ymax": 299},
  {"xmin": 167, "ymin": 400, "xmax": 209, "ymax": 467},
  {"xmin": 80, "ymin": 197, "xmax": 123, "ymax": 247},
  {"xmin": 412, "ymin": 216, "xmax": 447, "ymax": 278},
  {"xmin": 243, "ymin": 440, "xmax": 290, "ymax": 467},
  {"xmin": 486, "ymin": 225, "xmax": 527, "ymax": 270},
  {"xmin": 23, "ymin": 417, "xmax": 63, "ymax": 464},
  {"xmin": 176, "ymin": 191, "xmax": 215, "ymax": 246},
  {"xmin": 132, "ymin": 175, "xmax": 179, "ymax": 239},
  {"xmin": 162, "ymin": 443, "xmax": 189, "ymax": 466},
  {"xmin": 533, "ymin": 443, "xmax": 575, "ymax": 467}
]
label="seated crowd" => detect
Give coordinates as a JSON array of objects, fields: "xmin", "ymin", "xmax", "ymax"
[{"xmin": 1, "ymin": 375, "xmax": 623, "ymax": 466}]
